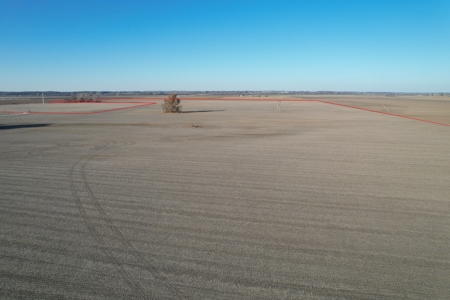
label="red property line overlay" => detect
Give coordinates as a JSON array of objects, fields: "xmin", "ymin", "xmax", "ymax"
[
  {"xmin": 176, "ymin": 98, "xmax": 450, "ymax": 126},
  {"xmin": 317, "ymin": 100, "xmax": 450, "ymax": 127},
  {"xmin": 1, "ymin": 97, "xmax": 448, "ymax": 126},
  {"xmin": 1, "ymin": 102, "xmax": 157, "ymax": 115}
]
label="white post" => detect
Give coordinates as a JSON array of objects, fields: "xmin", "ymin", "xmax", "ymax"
[
  {"xmin": 277, "ymin": 101, "xmax": 281, "ymax": 112},
  {"xmin": 42, "ymin": 93, "xmax": 44, "ymax": 104}
]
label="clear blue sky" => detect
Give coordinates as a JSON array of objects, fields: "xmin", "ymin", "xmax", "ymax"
[{"xmin": 1, "ymin": 0, "xmax": 449, "ymax": 92}]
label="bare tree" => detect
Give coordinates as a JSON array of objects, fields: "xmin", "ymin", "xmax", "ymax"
[
  {"xmin": 76, "ymin": 93, "xmax": 91, "ymax": 102},
  {"xmin": 71, "ymin": 93, "xmax": 101, "ymax": 102},
  {"xmin": 161, "ymin": 94, "xmax": 182, "ymax": 113}
]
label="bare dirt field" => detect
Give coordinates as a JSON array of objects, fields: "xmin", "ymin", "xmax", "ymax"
[
  {"xmin": 1, "ymin": 98, "xmax": 449, "ymax": 299},
  {"xmin": 297, "ymin": 95, "xmax": 450, "ymax": 125}
]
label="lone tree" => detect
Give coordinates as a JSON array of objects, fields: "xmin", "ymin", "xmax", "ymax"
[{"xmin": 161, "ymin": 94, "xmax": 182, "ymax": 113}]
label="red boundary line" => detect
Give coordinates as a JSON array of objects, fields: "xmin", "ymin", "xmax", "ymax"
[
  {"xmin": 48, "ymin": 100, "xmax": 155, "ymax": 104},
  {"xmin": 317, "ymin": 100, "xmax": 450, "ymax": 127},
  {"xmin": 178, "ymin": 98, "xmax": 450, "ymax": 126},
  {"xmin": 178, "ymin": 97, "xmax": 315, "ymax": 101},
  {"xmin": 1, "ymin": 102, "xmax": 157, "ymax": 115},
  {"xmin": 181, "ymin": 98, "xmax": 450, "ymax": 126},
  {"xmin": 1, "ymin": 97, "xmax": 449, "ymax": 127}
]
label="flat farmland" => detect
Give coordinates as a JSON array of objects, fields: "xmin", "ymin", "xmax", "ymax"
[
  {"xmin": 298, "ymin": 95, "xmax": 450, "ymax": 125},
  {"xmin": 1, "ymin": 98, "xmax": 449, "ymax": 299}
]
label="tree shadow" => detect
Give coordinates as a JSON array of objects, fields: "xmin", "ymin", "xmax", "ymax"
[
  {"xmin": 0, "ymin": 123, "xmax": 52, "ymax": 130},
  {"xmin": 182, "ymin": 110, "xmax": 225, "ymax": 113}
]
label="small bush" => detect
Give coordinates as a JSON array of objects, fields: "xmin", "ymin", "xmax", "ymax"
[{"xmin": 162, "ymin": 94, "xmax": 182, "ymax": 113}]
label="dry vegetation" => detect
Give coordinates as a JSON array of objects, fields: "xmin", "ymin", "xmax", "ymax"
[
  {"xmin": 71, "ymin": 92, "xmax": 100, "ymax": 102},
  {"xmin": 161, "ymin": 94, "xmax": 182, "ymax": 113}
]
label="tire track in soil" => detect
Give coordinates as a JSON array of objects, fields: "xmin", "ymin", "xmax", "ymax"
[
  {"xmin": 0, "ymin": 141, "xmax": 70, "ymax": 155},
  {"xmin": 70, "ymin": 142, "xmax": 187, "ymax": 299},
  {"xmin": 70, "ymin": 144, "xmax": 150, "ymax": 299}
]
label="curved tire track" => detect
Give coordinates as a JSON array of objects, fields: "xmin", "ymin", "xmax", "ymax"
[{"xmin": 70, "ymin": 142, "xmax": 187, "ymax": 299}]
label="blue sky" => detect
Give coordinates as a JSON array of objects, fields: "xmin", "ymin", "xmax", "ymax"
[{"xmin": 1, "ymin": 0, "xmax": 449, "ymax": 92}]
